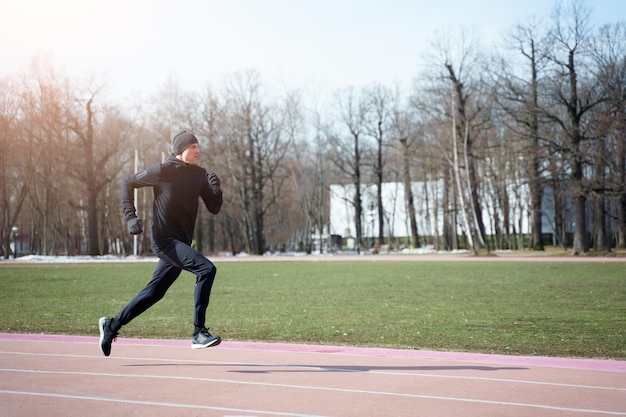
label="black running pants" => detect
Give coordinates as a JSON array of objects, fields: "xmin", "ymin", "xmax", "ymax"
[{"xmin": 113, "ymin": 239, "xmax": 217, "ymax": 331}]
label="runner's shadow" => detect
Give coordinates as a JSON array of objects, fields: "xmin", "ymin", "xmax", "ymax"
[
  {"xmin": 124, "ymin": 363, "xmax": 526, "ymax": 373},
  {"xmin": 229, "ymin": 365, "xmax": 527, "ymax": 374}
]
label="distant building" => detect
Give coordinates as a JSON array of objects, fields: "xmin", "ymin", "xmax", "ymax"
[{"xmin": 329, "ymin": 181, "xmax": 573, "ymax": 246}]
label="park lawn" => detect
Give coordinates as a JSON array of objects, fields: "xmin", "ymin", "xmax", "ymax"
[{"xmin": 0, "ymin": 260, "xmax": 624, "ymax": 359}]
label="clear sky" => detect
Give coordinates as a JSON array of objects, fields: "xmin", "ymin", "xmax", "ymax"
[{"xmin": 1, "ymin": 0, "xmax": 624, "ymax": 103}]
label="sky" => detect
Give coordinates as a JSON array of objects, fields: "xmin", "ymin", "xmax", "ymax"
[{"xmin": 1, "ymin": 0, "xmax": 624, "ymax": 104}]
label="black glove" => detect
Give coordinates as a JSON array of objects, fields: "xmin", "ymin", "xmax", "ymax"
[
  {"xmin": 127, "ymin": 217, "xmax": 143, "ymax": 235},
  {"xmin": 207, "ymin": 172, "xmax": 221, "ymax": 194}
]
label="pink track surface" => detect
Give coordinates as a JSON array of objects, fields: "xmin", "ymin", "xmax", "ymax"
[{"xmin": 1, "ymin": 333, "xmax": 624, "ymax": 417}]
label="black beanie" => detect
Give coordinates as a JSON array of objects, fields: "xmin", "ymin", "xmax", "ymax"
[{"xmin": 172, "ymin": 131, "xmax": 198, "ymax": 155}]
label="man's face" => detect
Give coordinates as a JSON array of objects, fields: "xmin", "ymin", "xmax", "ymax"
[{"xmin": 181, "ymin": 143, "xmax": 200, "ymax": 165}]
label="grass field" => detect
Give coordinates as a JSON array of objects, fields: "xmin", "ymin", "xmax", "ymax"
[{"xmin": 0, "ymin": 259, "xmax": 624, "ymax": 359}]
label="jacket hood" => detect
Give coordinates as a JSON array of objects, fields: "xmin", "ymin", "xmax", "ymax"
[{"xmin": 165, "ymin": 153, "xmax": 190, "ymax": 167}]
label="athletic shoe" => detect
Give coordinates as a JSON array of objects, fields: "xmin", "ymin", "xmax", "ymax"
[
  {"xmin": 191, "ymin": 328, "xmax": 221, "ymax": 349},
  {"xmin": 98, "ymin": 317, "xmax": 118, "ymax": 357}
]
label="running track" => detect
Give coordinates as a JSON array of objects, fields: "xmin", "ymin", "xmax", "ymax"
[{"xmin": 1, "ymin": 333, "xmax": 624, "ymax": 417}]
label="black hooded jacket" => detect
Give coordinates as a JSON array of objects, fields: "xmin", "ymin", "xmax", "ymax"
[{"xmin": 121, "ymin": 154, "xmax": 222, "ymax": 247}]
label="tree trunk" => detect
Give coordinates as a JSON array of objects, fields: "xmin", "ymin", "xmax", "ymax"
[
  {"xmin": 87, "ymin": 189, "xmax": 99, "ymax": 256},
  {"xmin": 376, "ymin": 120, "xmax": 385, "ymax": 247},
  {"xmin": 254, "ymin": 198, "xmax": 265, "ymax": 255},
  {"xmin": 618, "ymin": 105, "xmax": 626, "ymax": 247},
  {"xmin": 529, "ymin": 48, "xmax": 544, "ymax": 251},
  {"xmin": 570, "ymin": 139, "xmax": 588, "ymax": 254},
  {"xmin": 567, "ymin": 48, "xmax": 589, "ymax": 255},
  {"xmin": 400, "ymin": 137, "xmax": 419, "ymax": 248},
  {"xmin": 442, "ymin": 164, "xmax": 457, "ymax": 251},
  {"xmin": 446, "ymin": 64, "xmax": 485, "ymax": 251},
  {"xmin": 592, "ymin": 138, "xmax": 609, "ymax": 252},
  {"xmin": 84, "ymin": 98, "xmax": 100, "ymax": 256}
]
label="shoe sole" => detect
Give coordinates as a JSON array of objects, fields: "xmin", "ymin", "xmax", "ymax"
[
  {"xmin": 98, "ymin": 317, "xmax": 110, "ymax": 356},
  {"xmin": 191, "ymin": 336, "xmax": 221, "ymax": 349}
]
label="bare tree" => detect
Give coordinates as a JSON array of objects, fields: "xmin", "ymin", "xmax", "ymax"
[
  {"xmin": 591, "ymin": 22, "xmax": 626, "ymax": 248},
  {"xmin": 545, "ymin": 0, "xmax": 602, "ymax": 254},
  {"xmin": 18, "ymin": 59, "xmax": 69, "ymax": 256},
  {"xmin": 0, "ymin": 76, "xmax": 29, "ymax": 258},
  {"xmin": 220, "ymin": 71, "xmax": 293, "ymax": 255},
  {"xmin": 64, "ymin": 84, "xmax": 130, "ymax": 256},
  {"xmin": 310, "ymin": 110, "xmax": 330, "ymax": 253},
  {"xmin": 497, "ymin": 16, "xmax": 552, "ymax": 250},
  {"xmin": 196, "ymin": 86, "xmax": 224, "ymax": 254},
  {"xmin": 98, "ymin": 108, "xmax": 138, "ymax": 255},
  {"xmin": 364, "ymin": 83, "xmax": 392, "ymax": 248},
  {"xmin": 411, "ymin": 77, "xmax": 461, "ymax": 251},
  {"xmin": 325, "ymin": 87, "xmax": 370, "ymax": 252},
  {"xmin": 277, "ymin": 89, "xmax": 311, "ymax": 253},
  {"xmin": 429, "ymin": 28, "xmax": 488, "ymax": 252},
  {"xmin": 392, "ymin": 88, "xmax": 420, "ymax": 249}
]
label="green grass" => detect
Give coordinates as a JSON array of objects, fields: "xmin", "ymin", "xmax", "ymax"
[{"xmin": 0, "ymin": 260, "xmax": 624, "ymax": 359}]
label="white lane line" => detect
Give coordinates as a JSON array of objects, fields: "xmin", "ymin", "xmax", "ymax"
[
  {"xmin": 0, "ymin": 389, "xmax": 327, "ymax": 417},
  {"xmin": 1, "ymin": 350, "xmax": 624, "ymax": 392},
  {"xmin": 1, "ymin": 368, "xmax": 625, "ymax": 416}
]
